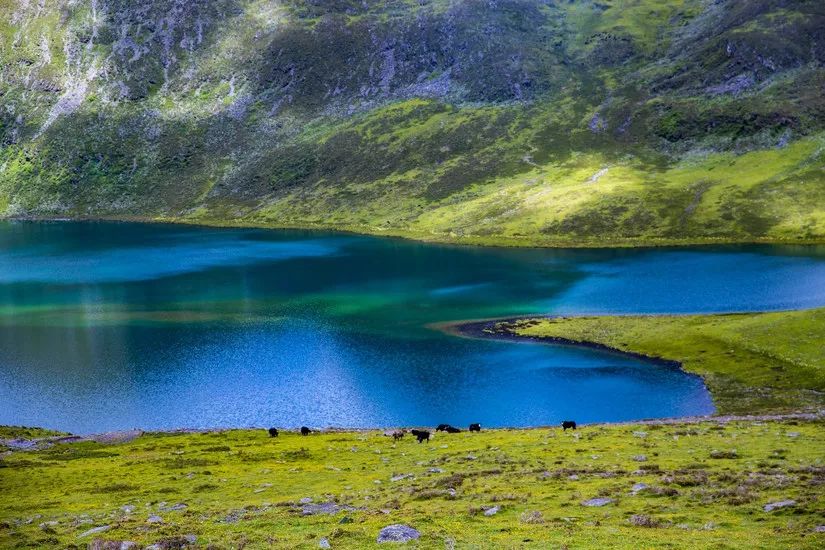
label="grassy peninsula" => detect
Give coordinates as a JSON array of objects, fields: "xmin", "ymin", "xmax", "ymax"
[{"xmin": 493, "ymin": 307, "xmax": 825, "ymax": 414}]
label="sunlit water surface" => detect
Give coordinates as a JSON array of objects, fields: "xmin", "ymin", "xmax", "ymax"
[{"xmin": 2, "ymin": 222, "xmax": 825, "ymax": 432}]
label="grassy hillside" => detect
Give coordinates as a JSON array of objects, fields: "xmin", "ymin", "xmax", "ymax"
[
  {"xmin": 495, "ymin": 307, "xmax": 825, "ymax": 414},
  {"xmin": 1, "ymin": 418, "xmax": 824, "ymax": 548},
  {"xmin": 1, "ymin": 0, "xmax": 824, "ymax": 246}
]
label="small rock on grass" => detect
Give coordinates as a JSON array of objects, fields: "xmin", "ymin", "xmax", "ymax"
[
  {"xmin": 377, "ymin": 524, "xmax": 420, "ymax": 543},
  {"xmin": 813, "ymin": 525, "xmax": 825, "ymax": 532},
  {"xmin": 763, "ymin": 500, "xmax": 796, "ymax": 512},
  {"xmin": 147, "ymin": 514, "xmax": 163, "ymax": 523},
  {"xmin": 88, "ymin": 540, "xmax": 138, "ymax": 550},
  {"xmin": 319, "ymin": 537, "xmax": 331, "ymax": 548},
  {"xmin": 582, "ymin": 498, "xmax": 613, "ymax": 507},
  {"xmin": 483, "ymin": 506, "xmax": 500, "ymax": 516},
  {"xmin": 630, "ymin": 483, "xmax": 649, "ymax": 494},
  {"xmin": 78, "ymin": 525, "xmax": 111, "ymax": 538}
]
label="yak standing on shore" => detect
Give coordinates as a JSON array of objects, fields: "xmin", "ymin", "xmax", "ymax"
[{"xmin": 411, "ymin": 429, "xmax": 430, "ymax": 443}]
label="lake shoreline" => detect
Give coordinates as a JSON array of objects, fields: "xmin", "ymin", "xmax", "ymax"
[
  {"xmin": 437, "ymin": 316, "xmax": 684, "ymax": 370},
  {"xmin": 3, "ymin": 410, "xmax": 823, "ymax": 447},
  {"xmin": 449, "ymin": 310, "xmax": 825, "ymax": 417},
  {"xmin": 6, "ymin": 214, "xmax": 825, "ymax": 250}
]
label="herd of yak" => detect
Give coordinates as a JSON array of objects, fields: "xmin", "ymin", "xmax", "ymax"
[{"xmin": 266, "ymin": 420, "xmax": 577, "ymax": 443}]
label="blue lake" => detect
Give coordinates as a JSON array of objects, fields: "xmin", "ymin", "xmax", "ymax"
[{"xmin": 1, "ymin": 221, "xmax": 824, "ymax": 432}]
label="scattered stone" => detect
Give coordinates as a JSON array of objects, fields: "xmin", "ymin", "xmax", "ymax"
[
  {"xmin": 158, "ymin": 503, "xmax": 187, "ymax": 512},
  {"xmin": 184, "ymin": 534, "xmax": 197, "ymax": 544},
  {"xmin": 763, "ymin": 500, "xmax": 796, "ymax": 512},
  {"xmin": 786, "ymin": 432, "xmax": 800, "ymax": 438},
  {"xmin": 710, "ymin": 449, "xmax": 738, "ymax": 459},
  {"xmin": 299, "ymin": 497, "xmax": 313, "ymax": 504},
  {"xmin": 483, "ymin": 506, "xmax": 500, "ymax": 516},
  {"xmin": 90, "ymin": 430, "xmax": 143, "ymax": 445},
  {"xmin": 120, "ymin": 505, "xmax": 135, "ymax": 514},
  {"xmin": 814, "ymin": 525, "xmax": 825, "ymax": 532},
  {"xmin": 302, "ymin": 503, "xmax": 353, "ymax": 516},
  {"xmin": 377, "ymin": 524, "xmax": 420, "ymax": 543},
  {"xmin": 582, "ymin": 498, "xmax": 614, "ymax": 507},
  {"xmin": 390, "ymin": 474, "xmax": 413, "ymax": 482},
  {"xmin": 629, "ymin": 514, "xmax": 659, "ymax": 527},
  {"xmin": 147, "ymin": 535, "xmax": 197, "ymax": 548},
  {"xmin": 39, "ymin": 521, "xmax": 58, "ymax": 531},
  {"xmin": 78, "ymin": 525, "xmax": 111, "ymax": 538},
  {"xmin": 428, "ymin": 468, "xmax": 444, "ymax": 474},
  {"xmin": 520, "ymin": 511, "xmax": 544, "ymax": 524},
  {"xmin": 319, "ymin": 537, "xmax": 331, "ymax": 549},
  {"xmin": 568, "ymin": 474, "xmax": 579, "ymax": 480},
  {"xmin": 88, "ymin": 540, "xmax": 138, "ymax": 550},
  {"xmin": 630, "ymin": 483, "xmax": 649, "ymax": 494},
  {"xmin": 632, "ymin": 455, "xmax": 647, "ymax": 462},
  {"xmin": 147, "ymin": 514, "xmax": 163, "ymax": 523},
  {"xmin": 632, "ymin": 431, "xmax": 647, "ymax": 438}
]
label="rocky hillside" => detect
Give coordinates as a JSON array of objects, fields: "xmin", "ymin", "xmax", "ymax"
[{"xmin": 2, "ymin": 0, "xmax": 824, "ymax": 245}]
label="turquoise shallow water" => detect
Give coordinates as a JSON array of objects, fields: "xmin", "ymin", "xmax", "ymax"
[{"xmin": 1, "ymin": 221, "xmax": 824, "ymax": 432}]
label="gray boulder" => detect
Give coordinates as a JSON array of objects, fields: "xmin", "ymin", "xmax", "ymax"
[
  {"xmin": 763, "ymin": 500, "xmax": 796, "ymax": 512},
  {"xmin": 582, "ymin": 497, "xmax": 614, "ymax": 507},
  {"xmin": 377, "ymin": 524, "xmax": 421, "ymax": 543}
]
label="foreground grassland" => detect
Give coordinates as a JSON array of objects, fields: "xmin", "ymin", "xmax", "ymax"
[
  {"xmin": 1, "ymin": 419, "xmax": 824, "ymax": 549},
  {"xmin": 497, "ymin": 308, "xmax": 825, "ymax": 414}
]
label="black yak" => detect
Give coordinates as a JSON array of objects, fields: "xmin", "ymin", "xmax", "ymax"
[
  {"xmin": 411, "ymin": 429, "xmax": 430, "ymax": 443},
  {"xmin": 444, "ymin": 425, "xmax": 461, "ymax": 433},
  {"xmin": 268, "ymin": 427, "xmax": 279, "ymax": 437},
  {"xmin": 561, "ymin": 420, "xmax": 577, "ymax": 431},
  {"xmin": 300, "ymin": 426, "xmax": 312, "ymax": 436},
  {"xmin": 436, "ymin": 424, "xmax": 450, "ymax": 432},
  {"xmin": 469, "ymin": 423, "xmax": 481, "ymax": 432}
]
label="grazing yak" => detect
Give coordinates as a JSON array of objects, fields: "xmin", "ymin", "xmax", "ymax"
[
  {"xmin": 410, "ymin": 429, "xmax": 430, "ymax": 443},
  {"xmin": 561, "ymin": 420, "xmax": 577, "ymax": 431},
  {"xmin": 469, "ymin": 423, "xmax": 481, "ymax": 432},
  {"xmin": 436, "ymin": 424, "xmax": 461, "ymax": 433},
  {"xmin": 384, "ymin": 429, "xmax": 406, "ymax": 441},
  {"xmin": 300, "ymin": 426, "xmax": 312, "ymax": 436},
  {"xmin": 268, "ymin": 427, "xmax": 279, "ymax": 438}
]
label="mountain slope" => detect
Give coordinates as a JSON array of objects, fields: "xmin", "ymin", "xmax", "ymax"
[{"xmin": 1, "ymin": 0, "xmax": 824, "ymax": 245}]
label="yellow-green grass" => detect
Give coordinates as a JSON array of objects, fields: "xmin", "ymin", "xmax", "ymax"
[
  {"xmin": 177, "ymin": 131, "xmax": 825, "ymax": 248},
  {"xmin": 497, "ymin": 308, "xmax": 825, "ymax": 414},
  {"xmin": 1, "ymin": 419, "xmax": 824, "ymax": 549}
]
